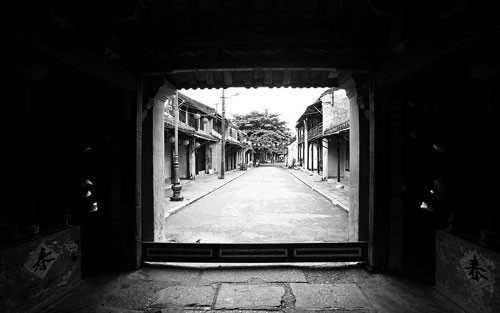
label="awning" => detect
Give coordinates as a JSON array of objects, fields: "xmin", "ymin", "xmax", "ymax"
[
  {"xmin": 194, "ymin": 131, "xmax": 219, "ymax": 142},
  {"xmin": 225, "ymin": 138, "xmax": 241, "ymax": 146},
  {"xmin": 225, "ymin": 138, "xmax": 249, "ymax": 148}
]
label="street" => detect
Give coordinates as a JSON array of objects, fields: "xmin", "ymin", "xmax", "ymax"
[{"xmin": 164, "ymin": 164, "xmax": 348, "ymax": 243}]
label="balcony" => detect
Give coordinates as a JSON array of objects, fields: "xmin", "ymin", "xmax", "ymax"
[
  {"xmin": 307, "ymin": 122, "xmax": 323, "ymax": 140},
  {"xmin": 298, "ymin": 135, "xmax": 304, "ymax": 144}
]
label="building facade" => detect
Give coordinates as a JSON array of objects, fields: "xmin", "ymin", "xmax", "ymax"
[
  {"xmin": 285, "ymin": 136, "xmax": 298, "ymax": 167},
  {"xmin": 164, "ymin": 93, "xmax": 249, "ymax": 181},
  {"xmin": 295, "ymin": 89, "xmax": 350, "ymax": 180}
]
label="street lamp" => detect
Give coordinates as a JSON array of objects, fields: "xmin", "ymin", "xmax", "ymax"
[
  {"xmin": 219, "ymin": 89, "xmax": 241, "ymax": 179},
  {"xmin": 170, "ymin": 92, "xmax": 184, "ymax": 201}
]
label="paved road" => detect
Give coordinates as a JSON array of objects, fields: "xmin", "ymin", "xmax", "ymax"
[{"xmin": 164, "ymin": 164, "xmax": 348, "ymax": 243}]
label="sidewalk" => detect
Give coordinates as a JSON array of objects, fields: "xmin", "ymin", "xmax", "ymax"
[
  {"xmin": 164, "ymin": 167, "xmax": 254, "ymax": 218},
  {"xmin": 286, "ymin": 166, "xmax": 350, "ymax": 211}
]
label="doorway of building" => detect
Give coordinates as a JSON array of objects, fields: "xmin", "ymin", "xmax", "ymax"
[
  {"xmin": 195, "ymin": 148, "xmax": 206, "ymax": 175},
  {"xmin": 142, "ymin": 70, "xmax": 369, "ymax": 263}
]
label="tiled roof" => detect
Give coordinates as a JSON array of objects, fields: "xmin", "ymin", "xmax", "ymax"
[
  {"xmin": 178, "ymin": 93, "xmax": 216, "ymax": 115},
  {"xmin": 296, "ymin": 100, "xmax": 322, "ymax": 126}
]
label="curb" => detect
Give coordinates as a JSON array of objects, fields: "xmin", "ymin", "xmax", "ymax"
[
  {"xmin": 165, "ymin": 167, "xmax": 254, "ymax": 218},
  {"xmin": 286, "ymin": 168, "xmax": 349, "ymax": 212}
]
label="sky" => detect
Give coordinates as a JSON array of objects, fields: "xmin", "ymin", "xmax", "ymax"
[{"xmin": 179, "ymin": 87, "xmax": 330, "ymax": 133}]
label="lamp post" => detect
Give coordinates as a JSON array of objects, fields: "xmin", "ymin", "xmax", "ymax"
[
  {"xmin": 220, "ymin": 89, "xmax": 226, "ymax": 179},
  {"xmin": 171, "ymin": 92, "xmax": 183, "ymax": 201},
  {"xmin": 219, "ymin": 89, "xmax": 241, "ymax": 179}
]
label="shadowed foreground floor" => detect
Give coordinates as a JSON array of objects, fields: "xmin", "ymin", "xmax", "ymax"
[{"xmin": 47, "ymin": 264, "xmax": 463, "ymax": 313}]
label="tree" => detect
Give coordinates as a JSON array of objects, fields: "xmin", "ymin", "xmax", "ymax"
[{"xmin": 231, "ymin": 110, "xmax": 292, "ymax": 161}]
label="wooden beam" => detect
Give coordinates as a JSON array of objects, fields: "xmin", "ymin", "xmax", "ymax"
[
  {"xmin": 244, "ymin": 70, "xmax": 252, "ymax": 88},
  {"xmin": 223, "ymin": 71, "xmax": 233, "ymax": 86},
  {"xmin": 170, "ymin": 67, "xmax": 337, "ymax": 73},
  {"xmin": 376, "ymin": 8, "xmax": 499, "ymax": 88},
  {"xmin": 7, "ymin": 26, "xmax": 136, "ymax": 91},
  {"xmin": 264, "ymin": 70, "xmax": 272, "ymax": 85},
  {"xmin": 302, "ymin": 70, "xmax": 309, "ymax": 86},
  {"xmin": 205, "ymin": 72, "xmax": 215, "ymax": 86},
  {"xmin": 139, "ymin": 50, "xmax": 371, "ymax": 73},
  {"xmin": 283, "ymin": 70, "xmax": 292, "ymax": 86},
  {"xmin": 253, "ymin": 70, "xmax": 261, "ymax": 86},
  {"xmin": 135, "ymin": 75, "xmax": 143, "ymax": 269}
]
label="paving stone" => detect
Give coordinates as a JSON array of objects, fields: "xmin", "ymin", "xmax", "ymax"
[
  {"xmin": 201, "ymin": 268, "xmax": 306, "ymax": 283},
  {"xmin": 214, "ymin": 284, "xmax": 285, "ymax": 310},
  {"xmin": 290, "ymin": 283, "xmax": 370, "ymax": 310},
  {"xmin": 182, "ymin": 311, "xmax": 282, "ymax": 313},
  {"xmin": 151, "ymin": 285, "xmax": 215, "ymax": 307},
  {"xmin": 130, "ymin": 268, "xmax": 201, "ymax": 283},
  {"xmin": 304, "ymin": 266, "xmax": 370, "ymax": 284},
  {"xmin": 99, "ymin": 278, "xmax": 167, "ymax": 310},
  {"xmin": 95, "ymin": 307, "xmax": 144, "ymax": 313}
]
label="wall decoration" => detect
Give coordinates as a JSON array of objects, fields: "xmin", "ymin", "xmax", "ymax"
[
  {"xmin": 459, "ymin": 251, "xmax": 496, "ymax": 295},
  {"xmin": 24, "ymin": 243, "xmax": 58, "ymax": 279}
]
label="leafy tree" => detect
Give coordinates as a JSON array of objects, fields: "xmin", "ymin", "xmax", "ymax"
[{"xmin": 231, "ymin": 110, "xmax": 292, "ymax": 157}]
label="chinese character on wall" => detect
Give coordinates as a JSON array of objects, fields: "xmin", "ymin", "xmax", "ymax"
[
  {"xmin": 24, "ymin": 243, "xmax": 58, "ymax": 279},
  {"xmin": 465, "ymin": 255, "xmax": 488, "ymax": 282}
]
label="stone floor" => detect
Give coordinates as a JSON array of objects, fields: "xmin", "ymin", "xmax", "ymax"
[{"xmin": 45, "ymin": 264, "xmax": 465, "ymax": 313}]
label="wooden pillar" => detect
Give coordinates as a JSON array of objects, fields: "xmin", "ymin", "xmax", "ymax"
[
  {"xmin": 296, "ymin": 127, "xmax": 300, "ymax": 163},
  {"xmin": 322, "ymin": 138, "xmax": 329, "ymax": 180},
  {"xmin": 189, "ymin": 137, "xmax": 196, "ymax": 179},
  {"xmin": 309, "ymin": 141, "xmax": 313, "ymax": 170},
  {"xmin": 317, "ymin": 140, "xmax": 321, "ymax": 174},
  {"xmin": 386, "ymin": 85, "xmax": 404, "ymax": 271},
  {"xmin": 303, "ymin": 120, "xmax": 308, "ymax": 169},
  {"xmin": 110, "ymin": 87, "xmax": 141, "ymax": 269}
]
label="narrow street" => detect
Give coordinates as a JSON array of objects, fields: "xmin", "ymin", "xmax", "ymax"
[{"xmin": 165, "ymin": 164, "xmax": 348, "ymax": 243}]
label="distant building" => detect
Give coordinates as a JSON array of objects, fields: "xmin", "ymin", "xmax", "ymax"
[
  {"xmin": 164, "ymin": 93, "xmax": 249, "ymax": 181},
  {"xmin": 295, "ymin": 88, "xmax": 350, "ymax": 180},
  {"xmin": 285, "ymin": 136, "xmax": 297, "ymax": 167}
]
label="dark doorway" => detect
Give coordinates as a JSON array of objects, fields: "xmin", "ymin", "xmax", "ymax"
[{"xmin": 195, "ymin": 147, "xmax": 206, "ymax": 174}]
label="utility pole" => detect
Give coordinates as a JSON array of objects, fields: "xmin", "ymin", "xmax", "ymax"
[{"xmin": 220, "ymin": 89, "xmax": 226, "ymax": 179}]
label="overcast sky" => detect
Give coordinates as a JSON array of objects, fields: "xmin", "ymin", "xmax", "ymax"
[{"xmin": 179, "ymin": 87, "xmax": 330, "ymax": 132}]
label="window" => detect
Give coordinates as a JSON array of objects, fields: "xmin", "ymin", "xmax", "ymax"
[
  {"xmin": 345, "ymin": 142, "xmax": 350, "ymax": 171},
  {"xmin": 213, "ymin": 121, "xmax": 221, "ymax": 133},
  {"xmin": 188, "ymin": 113, "xmax": 197, "ymax": 129}
]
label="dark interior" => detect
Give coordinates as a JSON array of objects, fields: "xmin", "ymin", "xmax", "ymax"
[{"xmin": 1, "ymin": 1, "xmax": 499, "ymax": 311}]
